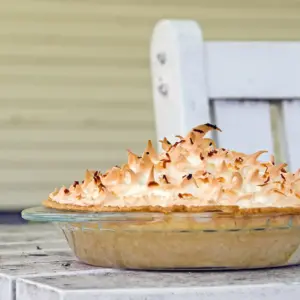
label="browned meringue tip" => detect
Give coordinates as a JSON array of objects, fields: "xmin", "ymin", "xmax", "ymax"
[
  {"xmin": 188, "ymin": 131, "xmax": 205, "ymax": 146},
  {"xmin": 127, "ymin": 149, "xmax": 140, "ymax": 167},
  {"xmin": 244, "ymin": 150, "xmax": 268, "ymax": 164},
  {"xmin": 175, "ymin": 135, "xmax": 185, "ymax": 140},
  {"xmin": 160, "ymin": 174, "xmax": 170, "ymax": 184},
  {"xmin": 181, "ymin": 174, "xmax": 198, "ymax": 188},
  {"xmin": 121, "ymin": 163, "xmax": 130, "ymax": 170},
  {"xmin": 58, "ymin": 186, "xmax": 69, "ymax": 195},
  {"xmin": 120, "ymin": 164, "xmax": 134, "ymax": 183},
  {"xmin": 270, "ymin": 154, "xmax": 275, "ymax": 165},
  {"xmin": 192, "ymin": 123, "xmax": 222, "ymax": 134},
  {"xmin": 186, "ymin": 123, "xmax": 222, "ymax": 146},
  {"xmin": 160, "ymin": 152, "xmax": 171, "ymax": 168},
  {"xmin": 102, "ymin": 166, "xmax": 121, "ymax": 183},
  {"xmin": 294, "ymin": 169, "xmax": 300, "ymax": 177},
  {"xmin": 84, "ymin": 169, "xmax": 94, "ymax": 182},
  {"xmin": 147, "ymin": 165, "xmax": 159, "ymax": 187},
  {"xmin": 201, "ymin": 138, "xmax": 216, "ymax": 148},
  {"xmin": 145, "ymin": 140, "xmax": 158, "ymax": 159},
  {"xmin": 159, "ymin": 137, "xmax": 172, "ymax": 151},
  {"xmin": 75, "ymin": 184, "xmax": 83, "ymax": 194},
  {"xmin": 269, "ymin": 163, "xmax": 288, "ymax": 177},
  {"xmin": 205, "ymin": 123, "xmax": 222, "ymax": 132},
  {"xmin": 140, "ymin": 149, "xmax": 153, "ymax": 167},
  {"xmin": 178, "ymin": 193, "xmax": 194, "ymax": 199},
  {"xmin": 51, "ymin": 188, "xmax": 59, "ymax": 196}
]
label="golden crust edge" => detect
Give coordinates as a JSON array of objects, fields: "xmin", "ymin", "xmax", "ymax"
[
  {"xmin": 43, "ymin": 198, "xmax": 300, "ymax": 215},
  {"xmin": 43, "ymin": 199, "xmax": 237, "ymax": 213}
]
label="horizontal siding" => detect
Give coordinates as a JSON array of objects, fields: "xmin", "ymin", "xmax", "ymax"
[
  {"xmin": 0, "ymin": 108, "xmax": 153, "ymax": 123},
  {"xmin": 0, "ymin": 87, "xmax": 149, "ymax": 102},
  {"xmin": 0, "ymin": 191, "xmax": 54, "ymax": 210},
  {"xmin": 3, "ymin": 1, "xmax": 300, "ymax": 40},
  {"xmin": 0, "ymin": 129, "xmax": 154, "ymax": 143},
  {"xmin": 1, "ymin": 0, "xmax": 300, "ymax": 209},
  {"xmin": 0, "ymin": 149, "xmax": 128, "ymax": 164}
]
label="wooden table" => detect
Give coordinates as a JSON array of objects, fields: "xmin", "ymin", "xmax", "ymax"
[{"xmin": 1, "ymin": 223, "xmax": 300, "ymax": 300}]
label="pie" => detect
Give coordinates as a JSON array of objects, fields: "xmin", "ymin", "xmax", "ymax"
[{"xmin": 43, "ymin": 123, "xmax": 300, "ymax": 269}]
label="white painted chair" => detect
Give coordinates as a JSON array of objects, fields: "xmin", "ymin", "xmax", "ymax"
[{"xmin": 150, "ymin": 19, "xmax": 300, "ymax": 171}]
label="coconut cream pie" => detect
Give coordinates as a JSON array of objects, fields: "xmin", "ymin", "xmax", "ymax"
[{"xmin": 43, "ymin": 124, "xmax": 300, "ymax": 269}]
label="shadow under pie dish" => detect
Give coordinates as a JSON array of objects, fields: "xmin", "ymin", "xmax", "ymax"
[{"xmin": 22, "ymin": 123, "xmax": 300, "ymax": 270}]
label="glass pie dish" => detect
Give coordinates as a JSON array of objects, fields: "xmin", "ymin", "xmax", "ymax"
[{"xmin": 22, "ymin": 206, "xmax": 300, "ymax": 270}]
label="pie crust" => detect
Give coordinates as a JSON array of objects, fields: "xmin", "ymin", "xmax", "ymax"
[{"xmin": 44, "ymin": 198, "xmax": 300, "ymax": 214}]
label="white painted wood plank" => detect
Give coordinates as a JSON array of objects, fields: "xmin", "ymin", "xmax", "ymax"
[
  {"xmin": 282, "ymin": 100, "xmax": 300, "ymax": 172},
  {"xmin": 205, "ymin": 42, "xmax": 300, "ymax": 98},
  {"xmin": 0, "ymin": 231, "xmax": 63, "ymax": 244},
  {"xmin": 214, "ymin": 100, "xmax": 273, "ymax": 161},
  {"xmin": 0, "ymin": 260, "xmax": 95, "ymax": 277},
  {"xmin": 0, "ymin": 265, "xmax": 105, "ymax": 300},
  {"xmin": 0, "ymin": 224, "xmax": 55, "ymax": 234},
  {"xmin": 0, "ymin": 240, "xmax": 68, "ymax": 254},
  {"xmin": 151, "ymin": 19, "xmax": 210, "ymax": 148},
  {"xmin": 0, "ymin": 250, "xmax": 73, "ymax": 266},
  {"xmin": 0, "ymin": 223, "xmax": 100, "ymax": 300},
  {"xmin": 16, "ymin": 268, "xmax": 300, "ymax": 300},
  {"xmin": 0, "ymin": 224, "xmax": 115, "ymax": 300}
]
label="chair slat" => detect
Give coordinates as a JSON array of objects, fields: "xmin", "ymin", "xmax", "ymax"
[
  {"xmin": 282, "ymin": 100, "xmax": 300, "ymax": 172},
  {"xmin": 150, "ymin": 19, "xmax": 210, "ymax": 148},
  {"xmin": 206, "ymin": 42, "xmax": 300, "ymax": 98},
  {"xmin": 214, "ymin": 100, "xmax": 273, "ymax": 162}
]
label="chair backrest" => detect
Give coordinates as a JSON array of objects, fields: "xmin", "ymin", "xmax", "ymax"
[{"xmin": 150, "ymin": 19, "xmax": 300, "ymax": 171}]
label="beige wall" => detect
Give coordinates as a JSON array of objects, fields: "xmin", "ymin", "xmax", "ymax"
[{"xmin": 1, "ymin": 0, "xmax": 300, "ymax": 209}]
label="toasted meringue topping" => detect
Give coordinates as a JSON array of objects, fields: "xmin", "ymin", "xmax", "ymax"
[{"xmin": 49, "ymin": 123, "xmax": 300, "ymax": 208}]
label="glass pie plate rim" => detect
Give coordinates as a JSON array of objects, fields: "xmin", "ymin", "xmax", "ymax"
[
  {"xmin": 23, "ymin": 206, "xmax": 244, "ymax": 222},
  {"xmin": 22, "ymin": 206, "xmax": 174, "ymax": 222},
  {"xmin": 21, "ymin": 206, "xmax": 300, "ymax": 230}
]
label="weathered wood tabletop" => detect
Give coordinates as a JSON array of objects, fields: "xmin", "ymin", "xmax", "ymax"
[{"xmin": 1, "ymin": 223, "xmax": 300, "ymax": 300}]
